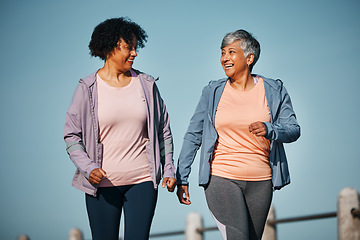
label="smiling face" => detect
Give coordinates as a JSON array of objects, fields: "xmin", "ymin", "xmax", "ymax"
[
  {"xmin": 221, "ymin": 41, "xmax": 253, "ymax": 81},
  {"xmin": 107, "ymin": 37, "xmax": 138, "ymax": 73}
]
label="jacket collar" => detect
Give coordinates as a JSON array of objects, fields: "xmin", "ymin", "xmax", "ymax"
[
  {"xmin": 259, "ymin": 75, "xmax": 283, "ymax": 92},
  {"xmin": 79, "ymin": 68, "xmax": 157, "ymax": 88},
  {"xmin": 208, "ymin": 74, "xmax": 282, "ymax": 120},
  {"xmin": 209, "ymin": 74, "xmax": 280, "ymax": 88},
  {"xmin": 80, "ymin": 71, "xmax": 97, "ymax": 87}
]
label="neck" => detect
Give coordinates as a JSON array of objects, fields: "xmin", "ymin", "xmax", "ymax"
[
  {"xmin": 97, "ymin": 61, "xmax": 132, "ymax": 88},
  {"xmin": 99, "ymin": 61, "xmax": 131, "ymax": 83},
  {"xmin": 230, "ymin": 73, "xmax": 254, "ymax": 91}
]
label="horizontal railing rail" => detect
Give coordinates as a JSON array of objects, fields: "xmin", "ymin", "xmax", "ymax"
[
  {"xmin": 96, "ymin": 207, "xmax": 360, "ymax": 240},
  {"xmin": 351, "ymin": 208, "xmax": 360, "ymax": 218},
  {"xmin": 267, "ymin": 211, "xmax": 337, "ymax": 225},
  {"xmin": 146, "ymin": 208, "xmax": 359, "ymax": 238},
  {"xmin": 22, "ymin": 187, "xmax": 358, "ymax": 240}
]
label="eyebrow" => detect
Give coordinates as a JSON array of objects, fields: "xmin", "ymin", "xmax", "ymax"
[{"xmin": 221, "ymin": 46, "xmax": 238, "ymax": 52}]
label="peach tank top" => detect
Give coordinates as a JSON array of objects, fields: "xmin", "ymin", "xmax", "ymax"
[
  {"xmin": 97, "ymin": 70, "xmax": 152, "ymax": 187},
  {"xmin": 211, "ymin": 77, "xmax": 272, "ymax": 181}
]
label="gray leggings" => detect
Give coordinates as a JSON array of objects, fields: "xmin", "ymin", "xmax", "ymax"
[{"xmin": 205, "ymin": 175, "xmax": 273, "ymax": 240}]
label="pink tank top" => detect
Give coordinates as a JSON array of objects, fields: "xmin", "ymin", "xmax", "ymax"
[
  {"xmin": 211, "ymin": 77, "xmax": 271, "ymax": 181},
  {"xmin": 97, "ymin": 70, "xmax": 152, "ymax": 187}
]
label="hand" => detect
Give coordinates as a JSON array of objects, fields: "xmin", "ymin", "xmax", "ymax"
[
  {"xmin": 249, "ymin": 121, "xmax": 267, "ymax": 137},
  {"xmin": 88, "ymin": 168, "xmax": 107, "ymax": 185},
  {"xmin": 162, "ymin": 177, "xmax": 177, "ymax": 192},
  {"xmin": 176, "ymin": 185, "xmax": 191, "ymax": 205}
]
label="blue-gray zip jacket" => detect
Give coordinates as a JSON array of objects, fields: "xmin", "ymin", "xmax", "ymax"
[
  {"xmin": 176, "ymin": 75, "xmax": 300, "ymax": 190},
  {"xmin": 64, "ymin": 70, "xmax": 175, "ymax": 196}
]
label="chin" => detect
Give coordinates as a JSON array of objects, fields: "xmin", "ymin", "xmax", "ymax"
[
  {"xmin": 222, "ymin": 69, "xmax": 232, "ymax": 77},
  {"xmin": 224, "ymin": 72, "xmax": 233, "ymax": 78},
  {"xmin": 123, "ymin": 66, "xmax": 132, "ymax": 72}
]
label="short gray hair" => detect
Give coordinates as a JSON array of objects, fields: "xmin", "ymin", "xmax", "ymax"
[{"xmin": 221, "ymin": 29, "xmax": 260, "ymax": 71}]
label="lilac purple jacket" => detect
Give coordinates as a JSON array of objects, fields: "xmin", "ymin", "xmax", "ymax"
[{"xmin": 64, "ymin": 70, "xmax": 175, "ymax": 196}]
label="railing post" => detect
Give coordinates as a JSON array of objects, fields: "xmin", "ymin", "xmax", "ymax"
[
  {"xmin": 69, "ymin": 228, "xmax": 83, "ymax": 240},
  {"xmin": 263, "ymin": 205, "xmax": 277, "ymax": 240},
  {"xmin": 337, "ymin": 187, "xmax": 360, "ymax": 240},
  {"xmin": 186, "ymin": 212, "xmax": 203, "ymax": 240},
  {"xmin": 17, "ymin": 235, "xmax": 30, "ymax": 240}
]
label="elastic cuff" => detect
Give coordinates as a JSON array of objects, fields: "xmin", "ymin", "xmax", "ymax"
[{"xmin": 176, "ymin": 181, "xmax": 189, "ymax": 186}]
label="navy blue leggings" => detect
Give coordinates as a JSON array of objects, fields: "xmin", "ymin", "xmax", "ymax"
[{"xmin": 85, "ymin": 181, "xmax": 158, "ymax": 240}]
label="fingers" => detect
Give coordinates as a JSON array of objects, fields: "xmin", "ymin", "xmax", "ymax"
[
  {"xmin": 88, "ymin": 168, "xmax": 106, "ymax": 185},
  {"xmin": 176, "ymin": 185, "xmax": 191, "ymax": 205},
  {"xmin": 162, "ymin": 178, "xmax": 177, "ymax": 192},
  {"xmin": 249, "ymin": 121, "xmax": 267, "ymax": 137},
  {"xmin": 167, "ymin": 178, "xmax": 177, "ymax": 192}
]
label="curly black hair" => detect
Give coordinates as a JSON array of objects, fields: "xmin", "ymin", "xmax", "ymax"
[{"xmin": 88, "ymin": 17, "xmax": 148, "ymax": 60}]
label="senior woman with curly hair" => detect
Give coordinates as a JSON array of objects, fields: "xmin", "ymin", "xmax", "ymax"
[
  {"xmin": 64, "ymin": 17, "xmax": 176, "ymax": 240},
  {"xmin": 176, "ymin": 29, "xmax": 300, "ymax": 240}
]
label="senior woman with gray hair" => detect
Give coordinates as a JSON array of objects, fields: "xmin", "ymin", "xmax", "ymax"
[{"xmin": 176, "ymin": 29, "xmax": 300, "ymax": 240}]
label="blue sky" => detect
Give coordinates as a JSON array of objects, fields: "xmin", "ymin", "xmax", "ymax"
[{"xmin": 1, "ymin": 0, "xmax": 359, "ymax": 239}]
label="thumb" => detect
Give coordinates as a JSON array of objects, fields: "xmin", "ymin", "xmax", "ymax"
[
  {"xmin": 162, "ymin": 178, "xmax": 168, "ymax": 188},
  {"xmin": 98, "ymin": 168, "xmax": 107, "ymax": 178},
  {"xmin": 185, "ymin": 188, "xmax": 190, "ymax": 200},
  {"xmin": 184, "ymin": 187, "xmax": 191, "ymax": 204}
]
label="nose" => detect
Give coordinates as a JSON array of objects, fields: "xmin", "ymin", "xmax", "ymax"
[
  {"xmin": 221, "ymin": 52, "xmax": 229, "ymax": 63},
  {"xmin": 131, "ymin": 48, "xmax": 138, "ymax": 57}
]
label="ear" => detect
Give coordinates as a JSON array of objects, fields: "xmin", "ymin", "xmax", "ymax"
[
  {"xmin": 117, "ymin": 40, "xmax": 122, "ymax": 50},
  {"xmin": 247, "ymin": 53, "xmax": 255, "ymax": 66}
]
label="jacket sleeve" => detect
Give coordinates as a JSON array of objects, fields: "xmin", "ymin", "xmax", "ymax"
[
  {"xmin": 264, "ymin": 81, "xmax": 300, "ymax": 143},
  {"xmin": 64, "ymin": 83, "xmax": 99, "ymax": 179},
  {"xmin": 154, "ymin": 84, "xmax": 176, "ymax": 179},
  {"xmin": 176, "ymin": 86, "xmax": 209, "ymax": 185}
]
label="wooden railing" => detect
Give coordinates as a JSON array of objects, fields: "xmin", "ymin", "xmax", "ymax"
[{"xmin": 18, "ymin": 187, "xmax": 359, "ymax": 240}]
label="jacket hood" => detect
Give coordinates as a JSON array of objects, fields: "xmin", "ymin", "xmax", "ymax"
[
  {"xmin": 133, "ymin": 69, "xmax": 158, "ymax": 82},
  {"xmin": 259, "ymin": 75, "xmax": 283, "ymax": 92},
  {"xmin": 80, "ymin": 72, "xmax": 97, "ymax": 87},
  {"xmin": 79, "ymin": 69, "xmax": 157, "ymax": 88},
  {"xmin": 208, "ymin": 74, "xmax": 283, "ymax": 92}
]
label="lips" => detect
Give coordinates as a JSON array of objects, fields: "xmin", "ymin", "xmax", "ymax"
[{"xmin": 224, "ymin": 63, "xmax": 234, "ymax": 69}]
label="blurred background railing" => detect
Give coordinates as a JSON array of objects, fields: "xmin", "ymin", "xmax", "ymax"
[{"xmin": 17, "ymin": 187, "xmax": 360, "ymax": 240}]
